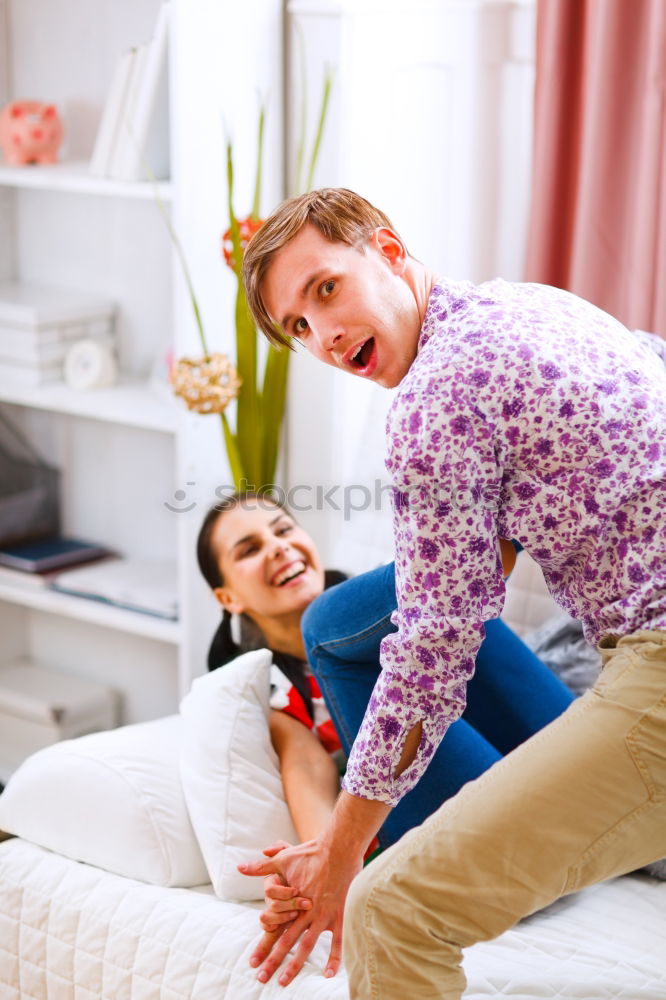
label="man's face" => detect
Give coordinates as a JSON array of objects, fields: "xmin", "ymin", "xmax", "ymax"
[{"xmin": 262, "ymin": 224, "xmax": 422, "ymax": 388}]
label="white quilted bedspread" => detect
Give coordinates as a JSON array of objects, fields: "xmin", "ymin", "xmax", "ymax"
[{"xmin": 2, "ymin": 839, "xmax": 665, "ymax": 999}]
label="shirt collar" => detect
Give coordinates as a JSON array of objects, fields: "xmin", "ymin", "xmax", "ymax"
[{"xmin": 417, "ymin": 281, "xmax": 449, "ymax": 352}]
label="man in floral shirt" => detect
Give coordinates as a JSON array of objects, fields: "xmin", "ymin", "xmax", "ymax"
[{"xmin": 239, "ymin": 188, "xmax": 666, "ymax": 998}]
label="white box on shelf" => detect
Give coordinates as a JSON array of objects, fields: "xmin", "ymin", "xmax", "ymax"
[
  {"xmin": 0, "ymin": 358, "xmax": 65, "ymax": 386},
  {"xmin": 0, "ymin": 659, "xmax": 119, "ymax": 784},
  {"xmin": 0, "ymin": 326, "xmax": 114, "ymax": 365},
  {"xmin": 0, "ymin": 284, "xmax": 116, "ymax": 332},
  {"xmin": 0, "ymin": 284, "xmax": 116, "ymax": 387}
]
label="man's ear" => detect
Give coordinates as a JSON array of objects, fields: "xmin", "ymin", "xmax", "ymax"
[
  {"xmin": 370, "ymin": 227, "xmax": 408, "ymax": 274},
  {"xmin": 213, "ymin": 586, "xmax": 245, "ymax": 616}
]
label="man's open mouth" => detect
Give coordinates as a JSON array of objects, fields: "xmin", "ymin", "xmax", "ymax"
[{"xmin": 349, "ymin": 338, "xmax": 375, "ymax": 370}]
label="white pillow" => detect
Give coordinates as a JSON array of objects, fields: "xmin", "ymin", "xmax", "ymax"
[
  {"xmin": 179, "ymin": 648, "xmax": 298, "ymax": 901},
  {"xmin": 0, "ymin": 715, "xmax": 209, "ymax": 887}
]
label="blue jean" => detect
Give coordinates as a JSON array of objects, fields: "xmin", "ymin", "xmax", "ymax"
[{"xmin": 302, "ymin": 561, "xmax": 575, "ymax": 850}]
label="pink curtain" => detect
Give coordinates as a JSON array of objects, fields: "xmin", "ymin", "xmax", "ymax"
[{"xmin": 525, "ymin": 0, "xmax": 666, "ymax": 337}]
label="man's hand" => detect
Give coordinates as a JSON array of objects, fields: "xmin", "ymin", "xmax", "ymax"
[{"xmin": 238, "ymin": 791, "xmax": 390, "ymax": 986}]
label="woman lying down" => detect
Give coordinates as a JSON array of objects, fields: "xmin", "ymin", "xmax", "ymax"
[{"xmin": 196, "ymin": 492, "xmax": 574, "ymax": 957}]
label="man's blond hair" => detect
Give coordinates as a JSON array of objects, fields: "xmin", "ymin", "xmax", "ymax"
[{"xmin": 242, "ymin": 187, "xmax": 399, "ymax": 348}]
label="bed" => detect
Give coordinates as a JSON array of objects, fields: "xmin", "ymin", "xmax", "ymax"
[
  {"xmin": 2, "ymin": 838, "xmax": 665, "ymax": 999},
  {"xmin": 1, "ymin": 554, "xmax": 665, "ymax": 999}
]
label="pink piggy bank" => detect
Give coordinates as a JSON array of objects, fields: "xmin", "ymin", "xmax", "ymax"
[{"xmin": 0, "ymin": 100, "xmax": 63, "ymax": 165}]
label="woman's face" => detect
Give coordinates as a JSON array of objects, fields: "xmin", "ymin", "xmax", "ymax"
[{"xmin": 211, "ymin": 500, "xmax": 325, "ymax": 624}]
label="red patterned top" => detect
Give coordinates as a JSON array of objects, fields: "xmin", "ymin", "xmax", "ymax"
[{"xmin": 269, "ymin": 663, "xmax": 342, "ymax": 756}]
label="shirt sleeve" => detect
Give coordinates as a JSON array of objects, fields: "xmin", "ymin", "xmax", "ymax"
[{"xmin": 341, "ymin": 382, "xmax": 507, "ymax": 806}]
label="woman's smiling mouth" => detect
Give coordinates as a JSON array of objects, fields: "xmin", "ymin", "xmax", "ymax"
[{"xmin": 272, "ymin": 560, "xmax": 308, "ymax": 587}]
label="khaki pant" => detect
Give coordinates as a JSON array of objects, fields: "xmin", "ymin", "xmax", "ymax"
[{"xmin": 344, "ymin": 630, "xmax": 666, "ymax": 999}]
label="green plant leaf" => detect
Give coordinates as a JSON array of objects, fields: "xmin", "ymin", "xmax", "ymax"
[
  {"xmin": 261, "ymin": 343, "xmax": 290, "ymax": 485},
  {"xmin": 251, "ymin": 101, "xmax": 266, "ymax": 221},
  {"xmin": 235, "ymin": 284, "xmax": 262, "ymax": 486},
  {"xmin": 305, "ymin": 66, "xmax": 333, "ymax": 192},
  {"xmin": 149, "ymin": 165, "xmax": 209, "ymax": 357},
  {"xmin": 227, "ymin": 139, "xmax": 261, "ymax": 486},
  {"xmin": 221, "ymin": 412, "xmax": 245, "ymax": 489},
  {"xmin": 225, "ymin": 140, "xmax": 244, "ymax": 280}
]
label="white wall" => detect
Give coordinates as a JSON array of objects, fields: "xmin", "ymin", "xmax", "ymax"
[
  {"xmin": 0, "ymin": 0, "xmax": 14, "ymax": 281},
  {"xmin": 284, "ymin": 0, "xmax": 537, "ymax": 572}
]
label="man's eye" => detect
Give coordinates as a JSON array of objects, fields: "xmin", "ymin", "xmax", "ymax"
[
  {"xmin": 321, "ymin": 280, "xmax": 335, "ymax": 297},
  {"xmin": 293, "ymin": 317, "xmax": 308, "ymax": 335}
]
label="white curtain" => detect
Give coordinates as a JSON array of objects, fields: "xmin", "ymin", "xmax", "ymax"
[{"xmin": 285, "ymin": 0, "xmax": 537, "ymax": 570}]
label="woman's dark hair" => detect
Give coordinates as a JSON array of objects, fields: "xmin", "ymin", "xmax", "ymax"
[{"xmin": 196, "ymin": 492, "xmax": 346, "ymax": 721}]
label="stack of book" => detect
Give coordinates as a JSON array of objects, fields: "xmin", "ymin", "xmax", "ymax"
[
  {"xmin": 0, "ymin": 536, "xmax": 114, "ymax": 590},
  {"xmin": 0, "ymin": 284, "xmax": 115, "ymax": 387},
  {"xmin": 90, "ymin": 2, "xmax": 170, "ymax": 183},
  {"xmin": 0, "ymin": 537, "xmax": 178, "ymax": 622}
]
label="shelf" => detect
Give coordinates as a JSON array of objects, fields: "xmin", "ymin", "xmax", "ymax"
[
  {"xmin": 0, "ymin": 377, "xmax": 179, "ymax": 433},
  {"xmin": 0, "ymin": 579, "xmax": 182, "ymax": 644},
  {"xmin": 0, "ymin": 161, "xmax": 173, "ymax": 202}
]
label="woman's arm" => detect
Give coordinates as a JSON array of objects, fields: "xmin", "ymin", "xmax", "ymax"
[
  {"xmin": 256, "ymin": 712, "xmax": 340, "ymax": 941},
  {"xmin": 269, "ymin": 709, "xmax": 339, "ymax": 841}
]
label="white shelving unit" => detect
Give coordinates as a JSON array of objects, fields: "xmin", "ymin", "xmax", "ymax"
[
  {"xmin": 0, "ymin": 378, "xmax": 178, "ymax": 432},
  {"xmin": 0, "ymin": 580, "xmax": 182, "ymax": 644},
  {"xmin": 0, "ymin": 0, "xmax": 284, "ymax": 733},
  {"xmin": 0, "ymin": 161, "xmax": 173, "ymax": 200}
]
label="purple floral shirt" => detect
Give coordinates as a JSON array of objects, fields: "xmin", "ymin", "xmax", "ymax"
[{"xmin": 342, "ymin": 279, "xmax": 666, "ymax": 806}]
